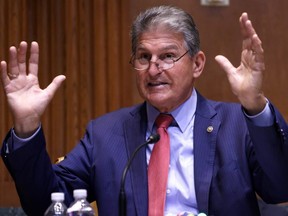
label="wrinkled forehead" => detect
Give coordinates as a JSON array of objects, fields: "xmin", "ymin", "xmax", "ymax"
[{"xmin": 136, "ymin": 26, "xmax": 186, "ymax": 50}]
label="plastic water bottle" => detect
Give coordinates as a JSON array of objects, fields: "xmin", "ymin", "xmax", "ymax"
[
  {"xmin": 44, "ymin": 192, "xmax": 67, "ymax": 216},
  {"xmin": 66, "ymin": 189, "xmax": 95, "ymax": 216}
]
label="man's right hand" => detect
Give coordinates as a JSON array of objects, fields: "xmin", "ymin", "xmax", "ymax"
[{"xmin": 0, "ymin": 41, "xmax": 66, "ymax": 138}]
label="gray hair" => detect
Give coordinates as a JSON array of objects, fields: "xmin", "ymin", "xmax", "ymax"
[{"xmin": 130, "ymin": 5, "xmax": 200, "ymax": 56}]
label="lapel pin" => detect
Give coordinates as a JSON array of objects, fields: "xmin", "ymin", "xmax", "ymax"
[{"xmin": 207, "ymin": 126, "xmax": 213, "ymax": 133}]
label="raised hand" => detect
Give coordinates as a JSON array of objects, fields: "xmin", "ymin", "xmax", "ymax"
[
  {"xmin": 215, "ymin": 13, "xmax": 266, "ymax": 115},
  {"xmin": 0, "ymin": 41, "xmax": 66, "ymax": 138}
]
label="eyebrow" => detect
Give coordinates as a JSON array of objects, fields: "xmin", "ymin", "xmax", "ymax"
[{"xmin": 136, "ymin": 44, "xmax": 180, "ymax": 52}]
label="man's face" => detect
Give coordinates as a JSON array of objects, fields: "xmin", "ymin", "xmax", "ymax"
[{"xmin": 135, "ymin": 30, "xmax": 205, "ymax": 113}]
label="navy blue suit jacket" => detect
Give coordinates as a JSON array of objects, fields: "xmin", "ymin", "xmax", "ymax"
[{"xmin": 2, "ymin": 93, "xmax": 288, "ymax": 216}]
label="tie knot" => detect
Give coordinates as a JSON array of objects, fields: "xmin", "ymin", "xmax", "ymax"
[{"xmin": 155, "ymin": 114, "xmax": 173, "ymax": 129}]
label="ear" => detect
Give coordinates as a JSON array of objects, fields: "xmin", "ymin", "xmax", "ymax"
[{"xmin": 192, "ymin": 51, "xmax": 206, "ymax": 78}]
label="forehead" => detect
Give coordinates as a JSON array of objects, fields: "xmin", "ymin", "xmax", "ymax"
[{"xmin": 136, "ymin": 29, "xmax": 185, "ymax": 52}]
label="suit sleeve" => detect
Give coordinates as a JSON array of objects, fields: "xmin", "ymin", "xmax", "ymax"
[
  {"xmin": 1, "ymin": 128, "xmax": 58, "ymax": 215},
  {"xmin": 1, "ymin": 122, "xmax": 95, "ymax": 216},
  {"xmin": 246, "ymin": 103, "xmax": 288, "ymax": 203}
]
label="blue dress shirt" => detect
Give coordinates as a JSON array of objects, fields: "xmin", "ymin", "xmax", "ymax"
[{"xmin": 145, "ymin": 88, "xmax": 273, "ymax": 215}]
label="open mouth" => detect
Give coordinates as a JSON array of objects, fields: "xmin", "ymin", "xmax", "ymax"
[{"xmin": 148, "ymin": 81, "xmax": 168, "ymax": 87}]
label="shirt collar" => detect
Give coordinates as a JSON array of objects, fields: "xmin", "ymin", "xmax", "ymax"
[{"xmin": 146, "ymin": 88, "xmax": 197, "ymax": 133}]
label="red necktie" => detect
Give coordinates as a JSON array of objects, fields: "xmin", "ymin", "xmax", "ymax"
[{"xmin": 148, "ymin": 114, "xmax": 173, "ymax": 216}]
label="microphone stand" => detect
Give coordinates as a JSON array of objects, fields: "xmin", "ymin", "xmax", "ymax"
[{"xmin": 118, "ymin": 134, "xmax": 160, "ymax": 216}]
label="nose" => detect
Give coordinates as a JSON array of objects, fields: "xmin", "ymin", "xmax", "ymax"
[{"xmin": 147, "ymin": 60, "xmax": 162, "ymax": 76}]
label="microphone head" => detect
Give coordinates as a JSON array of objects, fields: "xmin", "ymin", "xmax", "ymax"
[{"xmin": 147, "ymin": 134, "xmax": 160, "ymax": 144}]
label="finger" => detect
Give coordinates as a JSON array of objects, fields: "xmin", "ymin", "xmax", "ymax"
[
  {"xmin": 44, "ymin": 75, "xmax": 66, "ymax": 98},
  {"xmin": 240, "ymin": 13, "xmax": 257, "ymax": 48},
  {"xmin": 239, "ymin": 12, "xmax": 249, "ymax": 37},
  {"xmin": 0, "ymin": 61, "xmax": 10, "ymax": 86},
  {"xmin": 28, "ymin": 41, "xmax": 39, "ymax": 77},
  {"xmin": 242, "ymin": 20, "xmax": 257, "ymax": 50},
  {"xmin": 240, "ymin": 13, "xmax": 256, "ymax": 39},
  {"xmin": 18, "ymin": 41, "xmax": 28, "ymax": 75},
  {"xmin": 242, "ymin": 31, "xmax": 263, "ymax": 63},
  {"xmin": 251, "ymin": 34, "xmax": 264, "ymax": 55},
  {"xmin": 245, "ymin": 20, "xmax": 257, "ymax": 37},
  {"xmin": 215, "ymin": 55, "xmax": 235, "ymax": 76},
  {"xmin": 8, "ymin": 46, "xmax": 20, "ymax": 75}
]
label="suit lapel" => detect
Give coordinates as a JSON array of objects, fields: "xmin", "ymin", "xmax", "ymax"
[
  {"xmin": 122, "ymin": 95, "xmax": 220, "ymax": 215},
  {"xmin": 123, "ymin": 104, "xmax": 148, "ymax": 216},
  {"xmin": 194, "ymin": 93, "xmax": 220, "ymax": 213}
]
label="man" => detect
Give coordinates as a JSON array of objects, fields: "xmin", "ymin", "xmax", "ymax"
[{"xmin": 1, "ymin": 5, "xmax": 288, "ymax": 216}]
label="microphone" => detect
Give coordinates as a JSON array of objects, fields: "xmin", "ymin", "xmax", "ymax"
[{"xmin": 119, "ymin": 134, "xmax": 160, "ymax": 216}]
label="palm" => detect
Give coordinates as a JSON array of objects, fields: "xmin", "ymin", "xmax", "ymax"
[
  {"xmin": 0, "ymin": 41, "xmax": 65, "ymax": 136},
  {"xmin": 4, "ymin": 73, "xmax": 50, "ymax": 121},
  {"xmin": 229, "ymin": 48, "xmax": 264, "ymax": 98}
]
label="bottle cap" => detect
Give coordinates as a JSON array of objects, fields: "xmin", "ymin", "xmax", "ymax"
[
  {"xmin": 73, "ymin": 189, "xmax": 87, "ymax": 198},
  {"xmin": 51, "ymin": 192, "xmax": 65, "ymax": 201}
]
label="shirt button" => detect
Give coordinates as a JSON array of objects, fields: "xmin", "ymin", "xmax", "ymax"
[{"xmin": 166, "ymin": 188, "xmax": 171, "ymax": 194}]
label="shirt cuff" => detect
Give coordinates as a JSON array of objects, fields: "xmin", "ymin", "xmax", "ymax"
[
  {"xmin": 243, "ymin": 101, "xmax": 273, "ymax": 127},
  {"xmin": 6, "ymin": 125, "xmax": 42, "ymax": 153}
]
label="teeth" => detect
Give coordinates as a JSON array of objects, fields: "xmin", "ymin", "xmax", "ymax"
[{"xmin": 149, "ymin": 82, "xmax": 163, "ymax": 86}]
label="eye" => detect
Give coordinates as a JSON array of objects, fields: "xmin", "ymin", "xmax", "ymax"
[
  {"xmin": 159, "ymin": 53, "xmax": 175, "ymax": 61},
  {"xmin": 136, "ymin": 53, "xmax": 151, "ymax": 62}
]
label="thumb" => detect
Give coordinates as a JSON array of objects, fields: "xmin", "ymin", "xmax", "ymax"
[
  {"xmin": 215, "ymin": 55, "xmax": 235, "ymax": 75},
  {"xmin": 45, "ymin": 75, "xmax": 66, "ymax": 97}
]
